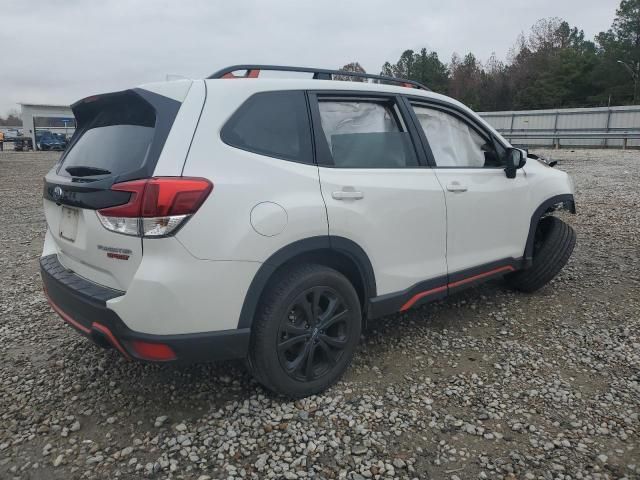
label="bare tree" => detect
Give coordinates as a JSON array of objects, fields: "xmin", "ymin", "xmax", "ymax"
[
  {"xmin": 0, "ymin": 108, "xmax": 21, "ymax": 126},
  {"xmin": 448, "ymin": 53, "xmax": 483, "ymax": 108},
  {"xmin": 334, "ymin": 62, "xmax": 367, "ymax": 82}
]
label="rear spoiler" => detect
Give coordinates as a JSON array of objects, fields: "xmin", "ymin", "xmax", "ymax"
[{"xmin": 72, "ymin": 90, "xmax": 151, "ymax": 129}]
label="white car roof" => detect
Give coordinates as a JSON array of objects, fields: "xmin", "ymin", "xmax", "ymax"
[
  {"xmin": 203, "ymin": 78, "xmax": 475, "ymax": 111},
  {"xmin": 138, "ymin": 77, "xmax": 510, "ymax": 147}
]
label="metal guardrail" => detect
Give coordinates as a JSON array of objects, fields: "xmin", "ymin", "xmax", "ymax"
[
  {"xmin": 479, "ymin": 105, "xmax": 640, "ymax": 149},
  {"xmin": 497, "ymin": 131, "xmax": 640, "ymax": 149}
]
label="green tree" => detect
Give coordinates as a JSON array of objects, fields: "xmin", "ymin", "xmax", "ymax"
[
  {"xmin": 594, "ymin": 0, "xmax": 640, "ymax": 104},
  {"xmin": 380, "ymin": 48, "xmax": 448, "ymax": 93},
  {"xmin": 448, "ymin": 53, "xmax": 483, "ymax": 109},
  {"xmin": 375, "ymin": 2, "xmax": 640, "ymax": 110},
  {"xmin": 611, "ymin": 0, "xmax": 640, "ymax": 47},
  {"xmin": 479, "ymin": 54, "xmax": 512, "ymax": 111},
  {"xmin": 508, "ymin": 18, "xmax": 598, "ymax": 109}
]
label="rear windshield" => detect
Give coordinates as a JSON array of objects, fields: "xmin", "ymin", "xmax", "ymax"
[{"xmin": 59, "ymin": 93, "xmax": 156, "ymax": 178}]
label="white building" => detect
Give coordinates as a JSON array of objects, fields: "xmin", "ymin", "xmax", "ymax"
[{"xmin": 20, "ymin": 103, "xmax": 75, "ymax": 146}]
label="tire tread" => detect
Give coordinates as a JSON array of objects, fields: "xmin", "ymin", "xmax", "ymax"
[{"xmin": 508, "ymin": 216, "xmax": 576, "ymax": 293}]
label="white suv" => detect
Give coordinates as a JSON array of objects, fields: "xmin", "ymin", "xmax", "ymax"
[{"xmin": 41, "ymin": 65, "xmax": 576, "ymax": 397}]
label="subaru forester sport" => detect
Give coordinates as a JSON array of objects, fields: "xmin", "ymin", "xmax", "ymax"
[{"xmin": 41, "ymin": 65, "xmax": 576, "ymax": 398}]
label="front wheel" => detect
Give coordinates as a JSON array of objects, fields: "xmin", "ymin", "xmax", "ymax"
[
  {"xmin": 506, "ymin": 216, "xmax": 576, "ymax": 293},
  {"xmin": 247, "ymin": 264, "xmax": 361, "ymax": 398}
]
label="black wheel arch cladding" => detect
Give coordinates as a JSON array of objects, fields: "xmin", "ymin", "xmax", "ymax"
[
  {"xmin": 237, "ymin": 236, "xmax": 376, "ymax": 329},
  {"xmin": 524, "ymin": 194, "xmax": 575, "ymax": 264}
]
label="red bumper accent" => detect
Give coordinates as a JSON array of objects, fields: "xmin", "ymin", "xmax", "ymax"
[
  {"xmin": 44, "ymin": 286, "xmax": 91, "ymax": 334},
  {"xmin": 91, "ymin": 322, "xmax": 132, "ymax": 360},
  {"xmin": 44, "ymin": 286, "xmax": 131, "ymax": 360}
]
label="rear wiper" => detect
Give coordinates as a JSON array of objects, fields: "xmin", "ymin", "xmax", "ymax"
[{"xmin": 65, "ymin": 166, "xmax": 111, "ymax": 177}]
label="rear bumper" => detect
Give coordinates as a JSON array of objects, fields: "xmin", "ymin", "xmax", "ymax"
[{"xmin": 40, "ymin": 254, "xmax": 250, "ymax": 363}]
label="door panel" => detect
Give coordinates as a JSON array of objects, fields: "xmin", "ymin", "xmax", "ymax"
[
  {"xmin": 408, "ymin": 101, "xmax": 531, "ymax": 273},
  {"xmin": 310, "ymin": 93, "xmax": 447, "ymax": 296},
  {"xmin": 433, "ymin": 168, "xmax": 530, "ymax": 272},
  {"xmin": 318, "ymin": 168, "xmax": 447, "ymax": 295}
]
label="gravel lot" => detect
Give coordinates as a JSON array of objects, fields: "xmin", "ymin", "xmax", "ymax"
[{"xmin": 0, "ymin": 149, "xmax": 638, "ymax": 480}]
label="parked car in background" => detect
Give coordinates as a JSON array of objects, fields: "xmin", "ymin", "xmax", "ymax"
[
  {"xmin": 37, "ymin": 131, "xmax": 66, "ymax": 151},
  {"xmin": 36, "ymin": 130, "xmax": 50, "ymax": 148},
  {"xmin": 14, "ymin": 137, "xmax": 33, "ymax": 151},
  {"xmin": 53, "ymin": 133, "xmax": 68, "ymax": 149},
  {"xmin": 0, "ymin": 128, "xmax": 21, "ymax": 142}
]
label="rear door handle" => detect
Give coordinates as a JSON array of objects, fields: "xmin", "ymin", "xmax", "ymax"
[
  {"xmin": 446, "ymin": 182, "xmax": 468, "ymax": 192},
  {"xmin": 332, "ymin": 190, "xmax": 364, "ymax": 200}
]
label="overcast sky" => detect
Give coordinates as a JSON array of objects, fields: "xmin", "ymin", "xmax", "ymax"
[{"xmin": 1, "ymin": 0, "xmax": 620, "ymax": 116}]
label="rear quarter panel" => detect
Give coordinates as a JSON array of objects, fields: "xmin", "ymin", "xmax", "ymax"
[{"xmin": 176, "ymin": 81, "xmax": 328, "ymax": 262}]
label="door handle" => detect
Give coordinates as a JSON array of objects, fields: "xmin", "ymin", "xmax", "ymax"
[
  {"xmin": 446, "ymin": 182, "xmax": 468, "ymax": 192},
  {"xmin": 332, "ymin": 190, "xmax": 364, "ymax": 200}
]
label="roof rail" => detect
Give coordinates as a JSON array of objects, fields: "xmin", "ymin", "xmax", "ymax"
[{"xmin": 207, "ymin": 65, "xmax": 430, "ymax": 91}]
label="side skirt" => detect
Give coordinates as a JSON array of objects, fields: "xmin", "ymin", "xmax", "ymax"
[{"xmin": 367, "ymin": 258, "xmax": 523, "ymax": 319}]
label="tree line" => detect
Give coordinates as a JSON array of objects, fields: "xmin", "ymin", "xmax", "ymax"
[
  {"xmin": 0, "ymin": 111, "xmax": 20, "ymax": 126},
  {"xmin": 340, "ymin": 0, "xmax": 640, "ymax": 111}
]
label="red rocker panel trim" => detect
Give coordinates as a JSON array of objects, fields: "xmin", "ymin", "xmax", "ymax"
[
  {"xmin": 448, "ymin": 265, "xmax": 515, "ymax": 288},
  {"xmin": 399, "ymin": 264, "xmax": 517, "ymax": 313},
  {"xmin": 399, "ymin": 285, "xmax": 448, "ymax": 312}
]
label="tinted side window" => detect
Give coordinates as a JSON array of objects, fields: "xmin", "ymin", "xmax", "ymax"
[
  {"xmin": 412, "ymin": 106, "xmax": 503, "ymax": 168},
  {"xmin": 221, "ymin": 91, "xmax": 312, "ymax": 163},
  {"xmin": 317, "ymin": 100, "xmax": 418, "ymax": 168}
]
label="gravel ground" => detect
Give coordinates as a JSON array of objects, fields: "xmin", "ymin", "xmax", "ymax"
[{"xmin": 0, "ymin": 149, "xmax": 638, "ymax": 480}]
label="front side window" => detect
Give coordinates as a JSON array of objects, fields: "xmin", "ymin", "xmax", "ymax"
[
  {"xmin": 317, "ymin": 100, "xmax": 418, "ymax": 168},
  {"xmin": 221, "ymin": 91, "xmax": 312, "ymax": 163},
  {"xmin": 412, "ymin": 105, "xmax": 503, "ymax": 168}
]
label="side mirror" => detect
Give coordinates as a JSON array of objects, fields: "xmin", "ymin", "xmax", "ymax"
[{"xmin": 504, "ymin": 148, "xmax": 526, "ymax": 179}]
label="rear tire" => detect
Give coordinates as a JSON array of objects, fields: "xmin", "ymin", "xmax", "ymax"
[
  {"xmin": 247, "ymin": 264, "xmax": 361, "ymax": 398},
  {"xmin": 507, "ymin": 216, "xmax": 576, "ymax": 293}
]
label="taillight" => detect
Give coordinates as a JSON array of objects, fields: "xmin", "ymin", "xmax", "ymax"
[{"xmin": 97, "ymin": 177, "xmax": 212, "ymax": 237}]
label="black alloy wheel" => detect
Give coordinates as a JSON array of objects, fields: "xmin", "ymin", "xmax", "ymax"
[
  {"xmin": 276, "ymin": 286, "xmax": 352, "ymax": 382},
  {"xmin": 248, "ymin": 264, "xmax": 361, "ymax": 398}
]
